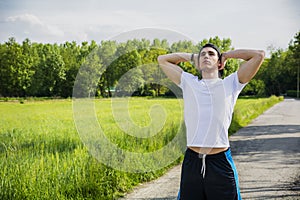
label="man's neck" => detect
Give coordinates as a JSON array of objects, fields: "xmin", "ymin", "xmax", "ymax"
[{"xmin": 201, "ymin": 70, "xmax": 219, "ymax": 79}]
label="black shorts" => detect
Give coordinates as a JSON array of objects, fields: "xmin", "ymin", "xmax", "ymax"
[{"xmin": 177, "ymin": 148, "xmax": 241, "ymax": 200}]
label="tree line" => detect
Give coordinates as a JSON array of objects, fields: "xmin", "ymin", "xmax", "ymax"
[
  {"xmin": 0, "ymin": 31, "xmax": 299, "ymax": 98},
  {"xmin": 256, "ymin": 31, "xmax": 300, "ymax": 97}
]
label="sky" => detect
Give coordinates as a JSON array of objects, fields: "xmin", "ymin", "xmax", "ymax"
[{"xmin": 0, "ymin": 0, "xmax": 299, "ymax": 56}]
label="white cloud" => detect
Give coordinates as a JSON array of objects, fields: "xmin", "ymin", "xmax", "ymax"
[
  {"xmin": 41, "ymin": 9, "xmax": 160, "ymax": 43},
  {"xmin": 0, "ymin": 0, "xmax": 299, "ymax": 53},
  {"xmin": 4, "ymin": 13, "xmax": 64, "ymax": 41},
  {"xmin": 6, "ymin": 13, "xmax": 43, "ymax": 26}
]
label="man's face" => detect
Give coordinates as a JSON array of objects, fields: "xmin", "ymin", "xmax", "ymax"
[{"xmin": 198, "ymin": 47, "xmax": 220, "ymax": 72}]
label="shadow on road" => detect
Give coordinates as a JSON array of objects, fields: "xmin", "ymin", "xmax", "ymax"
[
  {"xmin": 230, "ymin": 124, "xmax": 300, "ymax": 154},
  {"xmin": 230, "ymin": 124, "xmax": 300, "ymax": 199}
]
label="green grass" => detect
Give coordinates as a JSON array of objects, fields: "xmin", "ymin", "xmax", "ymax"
[
  {"xmin": 228, "ymin": 95, "xmax": 284, "ymax": 135},
  {"xmin": 0, "ymin": 98, "xmax": 183, "ymax": 200},
  {"xmin": 0, "ymin": 96, "xmax": 283, "ymax": 199}
]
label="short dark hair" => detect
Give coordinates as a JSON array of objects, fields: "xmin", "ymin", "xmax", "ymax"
[
  {"xmin": 199, "ymin": 43, "xmax": 221, "ymax": 58},
  {"xmin": 198, "ymin": 43, "xmax": 224, "ymax": 77}
]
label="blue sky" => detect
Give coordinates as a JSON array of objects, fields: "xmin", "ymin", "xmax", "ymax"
[{"xmin": 0, "ymin": 0, "xmax": 299, "ymax": 56}]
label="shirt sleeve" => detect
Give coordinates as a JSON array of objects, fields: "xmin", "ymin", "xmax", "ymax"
[
  {"xmin": 224, "ymin": 71, "xmax": 247, "ymax": 97},
  {"xmin": 178, "ymin": 71, "xmax": 198, "ymax": 89},
  {"xmin": 233, "ymin": 71, "xmax": 247, "ymax": 94}
]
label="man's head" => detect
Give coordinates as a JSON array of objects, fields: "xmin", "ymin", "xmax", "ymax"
[
  {"xmin": 197, "ymin": 43, "xmax": 223, "ymax": 77},
  {"xmin": 200, "ymin": 43, "xmax": 221, "ymax": 58}
]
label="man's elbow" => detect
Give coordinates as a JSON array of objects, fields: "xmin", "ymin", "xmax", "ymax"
[
  {"xmin": 257, "ymin": 50, "xmax": 265, "ymax": 60},
  {"xmin": 157, "ymin": 55, "xmax": 165, "ymax": 64}
]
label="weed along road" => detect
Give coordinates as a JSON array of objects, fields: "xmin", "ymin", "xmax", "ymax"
[{"xmin": 122, "ymin": 98, "xmax": 300, "ymax": 200}]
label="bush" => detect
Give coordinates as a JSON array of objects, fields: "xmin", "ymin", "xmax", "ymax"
[
  {"xmin": 287, "ymin": 90, "xmax": 299, "ymax": 97},
  {"xmin": 240, "ymin": 79, "xmax": 266, "ymax": 97}
]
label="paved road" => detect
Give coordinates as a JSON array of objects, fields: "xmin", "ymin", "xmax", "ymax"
[
  {"xmin": 122, "ymin": 98, "xmax": 300, "ymax": 200},
  {"xmin": 230, "ymin": 98, "xmax": 300, "ymax": 199}
]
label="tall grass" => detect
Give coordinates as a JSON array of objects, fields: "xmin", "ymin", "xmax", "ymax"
[
  {"xmin": 0, "ymin": 96, "xmax": 283, "ymax": 199},
  {"xmin": 0, "ymin": 98, "xmax": 183, "ymax": 200},
  {"xmin": 228, "ymin": 95, "xmax": 284, "ymax": 135}
]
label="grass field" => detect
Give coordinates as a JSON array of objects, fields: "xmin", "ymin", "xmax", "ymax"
[{"xmin": 0, "ymin": 96, "xmax": 283, "ymax": 199}]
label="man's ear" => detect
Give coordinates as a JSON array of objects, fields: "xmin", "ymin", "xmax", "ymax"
[
  {"xmin": 218, "ymin": 53, "xmax": 225, "ymax": 70},
  {"xmin": 217, "ymin": 54, "xmax": 222, "ymax": 67},
  {"xmin": 218, "ymin": 60, "xmax": 222, "ymax": 68}
]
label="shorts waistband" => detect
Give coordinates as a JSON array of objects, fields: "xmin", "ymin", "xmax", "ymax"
[{"xmin": 186, "ymin": 147, "xmax": 230, "ymax": 159}]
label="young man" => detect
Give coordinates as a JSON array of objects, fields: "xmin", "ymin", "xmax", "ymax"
[{"xmin": 157, "ymin": 43, "xmax": 265, "ymax": 200}]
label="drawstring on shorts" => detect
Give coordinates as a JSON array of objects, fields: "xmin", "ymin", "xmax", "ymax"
[{"xmin": 199, "ymin": 154, "xmax": 207, "ymax": 178}]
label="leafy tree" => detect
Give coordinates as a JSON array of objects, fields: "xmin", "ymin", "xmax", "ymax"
[
  {"xmin": 151, "ymin": 39, "xmax": 169, "ymax": 50},
  {"xmin": 255, "ymin": 31, "xmax": 299, "ymax": 96},
  {"xmin": 258, "ymin": 48, "xmax": 291, "ymax": 95},
  {"xmin": 105, "ymin": 40, "xmax": 143, "ymax": 97},
  {"xmin": 241, "ymin": 79, "xmax": 266, "ymax": 96},
  {"xmin": 29, "ymin": 44, "xmax": 66, "ymax": 97},
  {"xmin": 115, "ymin": 67, "xmax": 145, "ymax": 96},
  {"xmin": 140, "ymin": 47, "xmax": 169, "ymax": 96},
  {"xmin": 0, "ymin": 38, "xmax": 36, "ymax": 97},
  {"xmin": 58, "ymin": 41, "xmax": 83, "ymax": 97},
  {"xmin": 288, "ymin": 31, "xmax": 300, "ymax": 96},
  {"xmin": 5, "ymin": 33, "xmax": 297, "ymax": 98},
  {"xmin": 98, "ymin": 40, "xmax": 118, "ymax": 97},
  {"xmin": 73, "ymin": 45, "xmax": 102, "ymax": 98}
]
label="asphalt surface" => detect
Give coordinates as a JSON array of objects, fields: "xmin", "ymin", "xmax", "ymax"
[{"xmin": 121, "ymin": 98, "xmax": 300, "ymax": 200}]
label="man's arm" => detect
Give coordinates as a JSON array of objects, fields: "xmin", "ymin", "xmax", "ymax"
[
  {"xmin": 157, "ymin": 53, "xmax": 192, "ymax": 85},
  {"xmin": 221, "ymin": 49, "xmax": 265, "ymax": 84}
]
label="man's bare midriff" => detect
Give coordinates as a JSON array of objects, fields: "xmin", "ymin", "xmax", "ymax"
[{"xmin": 188, "ymin": 146, "xmax": 228, "ymax": 155}]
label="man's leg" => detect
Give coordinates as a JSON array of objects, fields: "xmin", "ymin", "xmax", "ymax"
[
  {"xmin": 178, "ymin": 148, "xmax": 206, "ymax": 200},
  {"xmin": 204, "ymin": 148, "xmax": 241, "ymax": 200}
]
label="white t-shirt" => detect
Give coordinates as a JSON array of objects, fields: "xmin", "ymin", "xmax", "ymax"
[{"xmin": 179, "ymin": 71, "xmax": 246, "ymax": 148}]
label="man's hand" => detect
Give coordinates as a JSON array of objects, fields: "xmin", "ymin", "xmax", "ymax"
[{"xmin": 219, "ymin": 53, "xmax": 227, "ymax": 70}]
